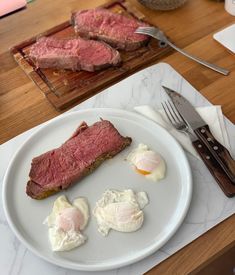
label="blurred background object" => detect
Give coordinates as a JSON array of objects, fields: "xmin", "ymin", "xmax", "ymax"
[
  {"xmin": 0, "ymin": 0, "xmax": 34, "ymax": 17},
  {"xmin": 137, "ymin": 0, "xmax": 187, "ymax": 10},
  {"xmin": 0, "ymin": 0, "xmax": 26, "ymax": 17},
  {"xmin": 225, "ymin": 0, "xmax": 235, "ymax": 15}
]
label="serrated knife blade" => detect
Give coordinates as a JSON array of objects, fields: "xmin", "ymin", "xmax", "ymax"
[{"xmin": 162, "ymin": 86, "xmax": 206, "ymax": 130}]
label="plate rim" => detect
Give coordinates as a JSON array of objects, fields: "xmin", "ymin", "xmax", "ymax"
[{"xmin": 2, "ymin": 108, "xmax": 192, "ymax": 271}]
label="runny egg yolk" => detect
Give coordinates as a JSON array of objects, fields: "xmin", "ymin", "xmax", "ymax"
[{"xmin": 136, "ymin": 168, "xmax": 151, "ymax": 175}]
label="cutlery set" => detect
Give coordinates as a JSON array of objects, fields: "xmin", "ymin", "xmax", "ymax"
[
  {"xmin": 135, "ymin": 26, "xmax": 234, "ymax": 196},
  {"xmin": 161, "ymin": 86, "xmax": 235, "ymax": 197}
]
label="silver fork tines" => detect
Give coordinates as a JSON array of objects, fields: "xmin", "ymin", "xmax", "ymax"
[
  {"xmin": 162, "ymin": 100, "xmax": 198, "ymax": 142},
  {"xmin": 135, "ymin": 27, "xmax": 162, "ymax": 39},
  {"xmin": 135, "ymin": 27, "xmax": 158, "ymax": 33},
  {"xmin": 161, "ymin": 100, "xmax": 188, "ymax": 133}
]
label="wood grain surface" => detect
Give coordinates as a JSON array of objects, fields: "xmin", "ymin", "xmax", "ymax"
[{"xmin": 0, "ymin": 0, "xmax": 235, "ymax": 274}]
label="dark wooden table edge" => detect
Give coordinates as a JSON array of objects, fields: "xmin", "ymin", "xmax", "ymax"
[{"xmin": 145, "ymin": 214, "xmax": 235, "ymax": 274}]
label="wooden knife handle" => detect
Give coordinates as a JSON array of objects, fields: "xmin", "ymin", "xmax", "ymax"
[
  {"xmin": 193, "ymin": 139, "xmax": 235, "ymax": 197},
  {"xmin": 195, "ymin": 125, "xmax": 235, "ymax": 184}
]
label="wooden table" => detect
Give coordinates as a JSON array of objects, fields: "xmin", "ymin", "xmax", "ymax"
[{"xmin": 0, "ymin": 0, "xmax": 234, "ymax": 273}]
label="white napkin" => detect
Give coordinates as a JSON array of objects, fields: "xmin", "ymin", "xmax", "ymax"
[{"xmin": 134, "ymin": 105, "xmax": 230, "ymax": 159}]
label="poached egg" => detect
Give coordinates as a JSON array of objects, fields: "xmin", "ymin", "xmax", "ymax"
[
  {"xmin": 44, "ymin": 195, "xmax": 89, "ymax": 251},
  {"xmin": 127, "ymin": 143, "xmax": 166, "ymax": 182},
  {"xmin": 93, "ymin": 189, "xmax": 148, "ymax": 236}
]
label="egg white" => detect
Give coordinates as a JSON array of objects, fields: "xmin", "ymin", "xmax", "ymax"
[
  {"xmin": 48, "ymin": 227, "xmax": 86, "ymax": 252},
  {"xmin": 93, "ymin": 189, "xmax": 149, "ymax": 236},
  {"xmin": 44, "ymin": 195, "xmax": 89, "ymax": 251}
]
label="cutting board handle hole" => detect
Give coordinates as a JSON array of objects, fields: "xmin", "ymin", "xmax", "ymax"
[{"xmin": 159, "ymin": 41, "xmax": 167, "ymax": 48}]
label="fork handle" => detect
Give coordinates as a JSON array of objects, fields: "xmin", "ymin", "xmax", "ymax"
[
  {"xmin": 192, "ymin": 139, "xmax": 235, "ymax": 197},
  {"xmin": 166, "ymin": 40, "xmax": 229, "ymax": 76}
]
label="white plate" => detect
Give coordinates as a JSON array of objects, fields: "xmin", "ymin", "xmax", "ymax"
[{"xmin": 2, "ymin": 108, "xmax": 192, "ymax": 271}]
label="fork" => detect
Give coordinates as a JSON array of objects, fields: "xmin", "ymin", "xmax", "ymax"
[
  {"xmin": 161, "ymin": 100, "xmax": 197, "ymax": 140},
  {"xmin": 161, "ymin": 100, "xmax": 235, "ymax": 197},
  {"xmin": 135, "ymin": 27, "xmax": 229, "ymax": 76}
]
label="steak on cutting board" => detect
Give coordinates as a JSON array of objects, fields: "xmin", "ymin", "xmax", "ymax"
[
  {"xmin": 26, "ymin": 120, "xmax": 132, "ymax": 199},
  {"xmin": 72, "ymin": 8, "xmax": 150, "ymax": 51},
  {"xmin": 29, "ymin": 36, "xmax": 121, "ymax": 72}
]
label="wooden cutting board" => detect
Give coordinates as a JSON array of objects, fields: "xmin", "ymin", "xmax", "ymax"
[{"xmin": 11, "ymin": 0, "xmax": 171, "ymax": 110}]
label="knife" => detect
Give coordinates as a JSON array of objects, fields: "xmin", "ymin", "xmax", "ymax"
[
  {"xmin": 181, "ymin": 128, "xmax": 235, "ymax": 197},
  {"xmin": 162, "ymin": 85, "xmax": 235, "ymax": 184}
]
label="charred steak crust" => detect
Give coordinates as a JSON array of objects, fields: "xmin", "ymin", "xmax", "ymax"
[
  {"xmin": 29, "ymin": 37, "xmax": 121, "ymax": 72},
  {"xmin": 26, "ymin": 120, "xmax": 132, "ymax": 199},
  {"xmin": 71, "ymin": 8, "xmax": 150, "ymax": 51}
]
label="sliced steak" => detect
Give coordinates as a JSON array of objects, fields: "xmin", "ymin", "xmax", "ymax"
[
  {"xmin": 26, "ymin": 120, "xmax": 132, "ymax": 199},
  {"xmin": 29, "ymin": 36, "xmax": 121, "ymax": 72},
  {"xmin": 72, "ymin": 8, "xmax": 150, "ymax": 51}
]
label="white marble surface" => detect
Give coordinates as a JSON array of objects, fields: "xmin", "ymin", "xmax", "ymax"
[{"xmin": 1, "ymin": 63, "xmax": 235, "ymax": 275}]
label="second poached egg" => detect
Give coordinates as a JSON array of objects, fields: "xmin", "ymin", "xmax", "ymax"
[{"xmin": 93, "ymin": 189, "xmax": 149, "ymax": 236}]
